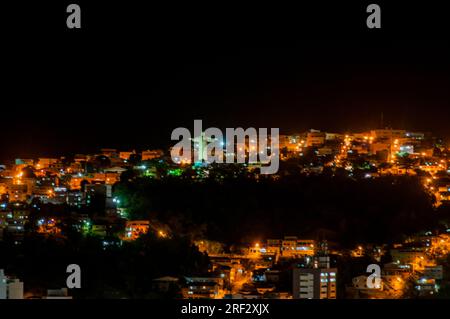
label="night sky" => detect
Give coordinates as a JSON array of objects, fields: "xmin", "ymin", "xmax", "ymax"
[{"xmin": 2, "ymin": 1, "xmax": 450, "ymax": 160}]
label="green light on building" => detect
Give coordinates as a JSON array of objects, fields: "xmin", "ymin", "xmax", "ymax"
[{"xmin": 167, "ymin": 168, "xmax": 183, "ymax": 176}]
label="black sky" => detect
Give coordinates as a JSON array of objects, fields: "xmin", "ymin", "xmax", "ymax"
[{"xmin": 2, "ymin": 1, "xmax": 450, "ymax": 160}]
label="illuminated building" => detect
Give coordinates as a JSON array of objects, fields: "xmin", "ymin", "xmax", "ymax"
[
  {"xmin": 101, "ymin": 148, "xmax": 118, "ymax": 158},
  {"xmin": 69, "ymin": 175, "xmax": 85, "ymax": 190},
  {"xmin": 405, "ymin": 131, "xmax": 426, "ymax": 140},
  {"xmin": 74, "ymin": 154, "xmax": 89, "ymax": 163},
  {"xmin": 92, "ymin": 172, "xmax": 120, "ymax": 185},
  {"xmin": 0, "ymin": 182, "xmax": 7, "ymax": 195},
  {"xmin": 415, "ymin": 277, "xmax": 438, "ymax": 297},
  {"xmin": 124, "ymin": 220, "xmax": 150, "ymax": 240},
  {"xmin": 293, "ymin": 267, "xmax": 337, "ymax": 299},
  {"xmin": 305, "ymin": 130, "xmax": 326, "ymax": 147},
  {"xmin": 119, "ymin": 151, "xmax": 134, "ymax": 160},
  {"xmin": 279, "ymin": 134, "xmax": 306, "ymax": 153},
  {"xmin": 141, "ymin": 149, "xmax": 164, "ymax": 161},
  {"xmin": 44, "ymin": 288, "xmax": 72, "ymax": 299},
  {"xmin": 37, "ymin": 158, "xmax": 58, "ymax": 168},
  {"xmin": 370, "ymin": 129, "xmax": 406, "ymax": 140},
  {"xmin": 182, "ymin": 277, "xmax": 224, "ymax": 299},
  {"xmin": 281, "ymin": 237, "xmax": 315, "ymax": 258},
  {"xmin": 66, "ymin": 190, "xmax": 85, "ymax": 207},
  {"xmin": 7, "ymin": 184, "xmax": 28, "ymax": 202},
  {"xmin": 266, "ymin": 239, "xmax": 282, "ymax": 256},
  {"xmin": 0, "ymin": 270, "xmax": 24, "ymax": 299}
]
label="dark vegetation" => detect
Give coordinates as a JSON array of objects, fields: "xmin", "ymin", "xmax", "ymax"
[
  {"xmin": 0, "ymin": 232, "xmax": 209, "ymax": 298},
  {"xmin": 115, "ymin": 168, "xmax": 441, "ymax": 247}
]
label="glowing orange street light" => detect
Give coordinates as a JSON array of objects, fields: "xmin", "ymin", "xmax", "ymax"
[{"xmin": 158, "ymin": 230, "xmax": 167, "ymax": 238}]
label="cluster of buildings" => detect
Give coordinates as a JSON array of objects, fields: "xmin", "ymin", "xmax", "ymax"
[
  {"xmin": 153, "ymin": 237, "xmax": 336, "ymax": 300},
  {"xmin": 279, "ymin": 128, "xmax": 450, "ymax": 206},
  {"xmin": 345, "ymin": 232, "xmax": 450, "ymax": 298},
  {"xmin": 0, "ymin": 127, "xmax": 449, "ymax": 299},
  {"xmin": 4, "ymin": 229, "xmax": 450, "ymax": 299},
  {"xmin": 0, "ymin": 148, "xmax": 164, "ymax": 205},
  {"xmin": 171, "ymin": 230, "xmax": 450, "ymax": 300},
  {"xmin": 280, "ymin": 129, "xmax": 438, "ymax": 158},
  {"xmin": 0, "ymin": 128, "xmax": 448, "ymax": 215},
  {"xmin": 0, "ymin": 148, "xmax": 167, "ymax": 242}
]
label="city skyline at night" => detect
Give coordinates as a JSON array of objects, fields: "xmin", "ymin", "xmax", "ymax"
[{"xmin": 3, "ymin": 1, "xmax": 450, "ymax": 310}]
